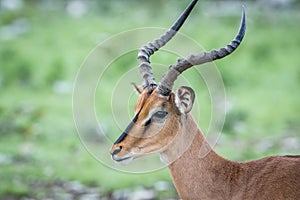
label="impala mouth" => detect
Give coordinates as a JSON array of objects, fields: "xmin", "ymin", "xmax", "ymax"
[{"xmin": 112, "ymin": 154, "xmax": 134, "ymax": 165}]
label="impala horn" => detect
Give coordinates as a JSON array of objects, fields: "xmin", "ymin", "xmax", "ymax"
[
  {"xmin": 138, "ymin": 0, "xmax": 199, "ymax": 90},
  {"xmin": 157, "ymin": 7, "xmax": 246, "ymax": 96}
]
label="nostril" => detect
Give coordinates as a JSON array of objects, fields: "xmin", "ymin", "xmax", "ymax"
[{"xmin": 112, "ymin": 147, "xmax": 122, "ymax": 155}]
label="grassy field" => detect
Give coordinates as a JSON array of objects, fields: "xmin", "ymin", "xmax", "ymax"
[{"xmin": 0, "ymin": 1, "xmax": 300, "ymax": 198}]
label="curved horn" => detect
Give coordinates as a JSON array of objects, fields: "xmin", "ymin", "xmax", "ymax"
[
  {"xmin": 138, "ymin": 0, "xmax": 199, "ymax": 89},
  {"xmin": 158, "ymin": 7, "xmax": 246, "ymax": 96}
]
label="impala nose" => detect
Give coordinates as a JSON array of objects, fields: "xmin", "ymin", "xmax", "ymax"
[{"xmin": 111, "ymin": 146, "xmax": 122, "ymax": 156}]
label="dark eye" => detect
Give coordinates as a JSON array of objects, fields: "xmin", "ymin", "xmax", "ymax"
[{"xmin": 153, "ymin": 111, "xmax": 168, "ymax": 119}]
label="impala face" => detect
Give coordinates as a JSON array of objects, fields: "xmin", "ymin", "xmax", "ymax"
[
  {"xmin": 110, "ymin": 86, "xmax": 195, "ymax": 164},
  {"xmin": 109, "ymin": 0, "xmax": 245, "ymax": 164}
]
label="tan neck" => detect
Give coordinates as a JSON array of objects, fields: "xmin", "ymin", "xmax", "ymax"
[{"xmin": 160, "ymin": 114, "xmax": 243, "ymax": 199}]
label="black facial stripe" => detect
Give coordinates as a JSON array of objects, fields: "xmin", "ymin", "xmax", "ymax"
[
  {"xmin": 132, "ymin": 112, "xmax": 139, "ymax": 123},
  {"xmin": 114, "ymin": 132, "xmax": 128, "ymax": 144},
  {"xmin": 114, "ymin": 112, "xmax": 140, "ymax": 144}
]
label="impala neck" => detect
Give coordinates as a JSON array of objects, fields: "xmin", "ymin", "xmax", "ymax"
[{"xmin": 160, "ymin": 114, "xmax": 241, "ymax": 199}]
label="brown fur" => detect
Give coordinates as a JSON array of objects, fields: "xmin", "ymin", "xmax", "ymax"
[
  {"xmin": 111, "ymin": 88, "xmax": 300, "ymax": 199},
  {"xmin": 166, "ymin": 114, "xmax": 300, "ymax": 199}
]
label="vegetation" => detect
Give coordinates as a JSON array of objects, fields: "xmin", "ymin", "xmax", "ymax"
[{"xmin": 0, "ymin": 0, "xmax": 299, "ymax": 198}]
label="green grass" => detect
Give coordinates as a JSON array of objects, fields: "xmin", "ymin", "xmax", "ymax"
[
  {"xmin": 0, "ymin": 1, "xmax": 300, "ymax": 198},
  {"xmin": 0, "ymin": 87, "xmax": 172, "ymax": 196}
]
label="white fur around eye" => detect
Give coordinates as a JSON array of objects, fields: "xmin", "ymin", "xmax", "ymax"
[{"xmin": 141, "ymin": 108, "xmax": 156, "ymax": 125}]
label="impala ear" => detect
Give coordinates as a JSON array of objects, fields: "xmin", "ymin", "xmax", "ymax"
[
  {"xmin": 175, "ymin": 86, "xmax": 195, "ymax": 114},
  {"xmin": 131, "ymin": 82, "xmax": 143, "ymax": 94}
]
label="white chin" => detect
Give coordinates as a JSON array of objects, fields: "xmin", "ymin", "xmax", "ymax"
[
  {"xmin": 117, "ymin": 157, "xmax": 134, "ymax": 165},
  {"xmin": 112, "ymin": 155, "xmax": 134, "ymax": 165}
]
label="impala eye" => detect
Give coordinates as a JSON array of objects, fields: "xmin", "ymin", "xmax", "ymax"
[{"xmin": 153, "ymin": 111, "xmax": 168, "ymax": 119}]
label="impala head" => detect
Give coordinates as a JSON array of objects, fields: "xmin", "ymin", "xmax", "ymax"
[{"xmin": 110, "ymin": 0, "xmax": 246, "ymax": 164}]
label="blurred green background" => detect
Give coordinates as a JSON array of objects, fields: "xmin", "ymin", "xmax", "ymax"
[{"xmin": 0, "ymin": 0, "xmax": 300, "ymax": 199}]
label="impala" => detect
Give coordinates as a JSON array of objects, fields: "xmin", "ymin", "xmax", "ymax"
[{"xmin": 110, "ymin": 0, "xmax": 300, "ymax": 199}]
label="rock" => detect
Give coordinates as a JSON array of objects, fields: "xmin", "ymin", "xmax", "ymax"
[
  {"xmin": 130, "ymin": 188, "xmax": 155, "ymax": 200},
  {"xmin": 79, "ymin": 193, "xmax": 100, "ymax": 200},
  {"xmin": 112, "ymin": 189, "xmax": 130, "ymax": 200},
  {"xmin": 154, "ymin": 181, "xmax": 172, "ymax": 191},
  {"xmin": 64, "ymin": 181, "xmax": 86, "ymax": 195}
]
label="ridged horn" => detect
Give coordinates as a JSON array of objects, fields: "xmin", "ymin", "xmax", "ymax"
[
  {"xmin": 138, "ymin": 0, "xmax": 199, "ymax": 89},
  {"xmin": 157, "ymin": 7, "xmax": 246, "ymax": 96}
]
